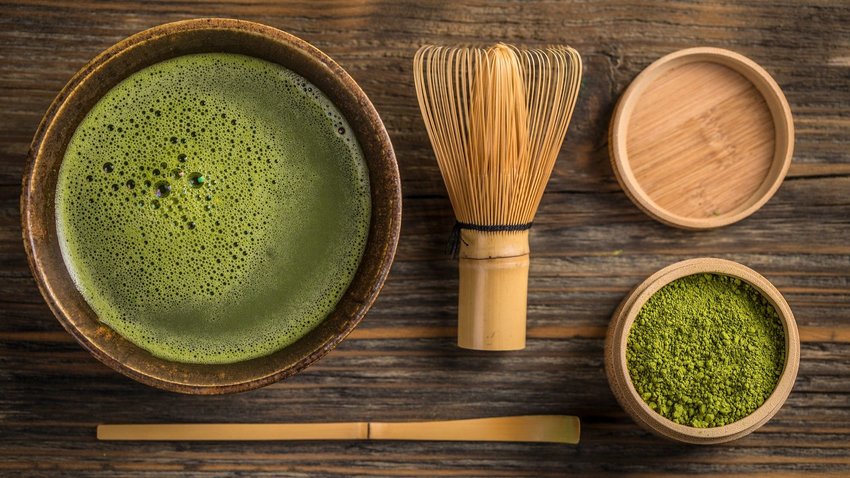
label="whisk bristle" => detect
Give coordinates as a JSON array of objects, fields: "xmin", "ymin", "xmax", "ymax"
[{"xmin": 414, "ymin": 44, "xmax": 582, "ymax": 227}]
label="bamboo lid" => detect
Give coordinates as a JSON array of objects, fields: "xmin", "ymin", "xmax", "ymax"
[{"xmin": 609, "ymin": 48, "xmax": 794, "ymax": 229}]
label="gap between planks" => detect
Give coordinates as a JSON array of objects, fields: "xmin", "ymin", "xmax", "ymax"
[{"xmin": 2, "ymin": 325, "xmax": 849, "ymax": 343}]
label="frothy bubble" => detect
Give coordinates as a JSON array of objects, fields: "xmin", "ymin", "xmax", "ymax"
[
  {"xmin": 154, "ymin": 181, "xmax": 171, "ymax": 198},
  {"xmin": 188, "ymin": 172, "xmax": 205, "ymax": 188}
]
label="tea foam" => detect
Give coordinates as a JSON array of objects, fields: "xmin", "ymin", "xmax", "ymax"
[{"xmin": 56, "ymin": 53, "xmax": 370, "ymax": 364}]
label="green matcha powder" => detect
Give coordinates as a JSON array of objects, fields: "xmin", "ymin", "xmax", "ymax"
[{"xmin": 627, "ymin": 273, "xmax": 786, "ymax": 428}]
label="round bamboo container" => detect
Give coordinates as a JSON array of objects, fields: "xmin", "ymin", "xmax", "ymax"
[
  {"xmin": 604, "ymin": 258, "xmax": 800, "ymax": 444},
  {"xmin": 609, "ymin": 48, "xmax": 794, "ymax": 229}
]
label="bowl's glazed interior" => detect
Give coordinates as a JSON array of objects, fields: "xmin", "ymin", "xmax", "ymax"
[{"xmin": 21, "ymin": 18, "xmax": 401, "ymax": 394}]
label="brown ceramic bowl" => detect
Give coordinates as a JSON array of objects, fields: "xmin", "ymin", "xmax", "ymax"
[
  {"xmin": 604, "ymin": 258, "xmax": 799, "ymax": 444},
  {"xmin": 21, "ymin": 19, "xmax": 401, "ymax": 394}
]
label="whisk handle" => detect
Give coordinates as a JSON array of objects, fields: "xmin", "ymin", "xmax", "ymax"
[{"xmin": 457, "ymin": 229, "xmax": 530, "ymax": 351}]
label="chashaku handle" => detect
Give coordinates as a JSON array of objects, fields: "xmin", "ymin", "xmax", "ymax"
[
  {"xmin": 458, "ymin": 229, "xmax": 530, "ymax": 350},
  {"xmin": 97, "ymin": 415, "xmax": 580, "ymax": 444},
  {"xmin": 97, "ymin": 422, "xmax": 366, "ymax": 441}
]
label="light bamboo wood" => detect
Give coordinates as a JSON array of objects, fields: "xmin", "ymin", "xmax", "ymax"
[
  {"xmin": 97, "ymin": 422, "xmax": 367, "ymax": 441},
  {"xmin": 413, "ymin": 44, "xmax": 582, "ymax": 350},
  {"xmin": 97, "ymin": 415, "xmax": 580, "ymax": 444},
  {"xmin": 609, "ymin": 48, "xmax": 794, "ymax": 229},
  {"xmin": 603, "ymin": 258, "xmax": 800, "ymax": 444},
  {"xmin": 458, "ymin": 230, "xmax": 529, "ymax": 350}
]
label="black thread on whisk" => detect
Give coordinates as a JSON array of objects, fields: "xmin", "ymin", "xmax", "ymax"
[{"xmin": 448, "ymin": 221, "xmax": 533, "ymax": 258}]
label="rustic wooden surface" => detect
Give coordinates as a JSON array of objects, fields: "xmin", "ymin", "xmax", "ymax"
[{"xmin": 1, "ymin": 1, "xmax": 849, "ymax": 476}]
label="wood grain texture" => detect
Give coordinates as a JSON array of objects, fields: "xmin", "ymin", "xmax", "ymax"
[{"xmin": 1, "ymin": 0, "xmax": 849, "ymax": 476}]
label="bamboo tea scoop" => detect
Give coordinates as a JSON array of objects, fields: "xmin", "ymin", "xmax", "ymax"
[{"xmin": 98, "ymin": 415, "xmax": 579, "ymax": 444}]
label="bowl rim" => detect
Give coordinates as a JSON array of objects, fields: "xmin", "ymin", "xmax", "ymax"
[
  {"xmin": 608, "ymin": 47, "xmax": 794, "ymax": 230},
  {"xmin": 604, "ymin": 257, "xmax": 800, "ymax": 444},
  {"xmin": 20, "ymin": 18, "xmax": 402, "ymax": 394}
]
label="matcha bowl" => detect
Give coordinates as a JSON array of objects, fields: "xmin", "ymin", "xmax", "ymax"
[
  {"xmin": 21, "ymin": 19, "xmax": 401, "ymax": 394},
  {"xmin": 604, "ymin": 258, "xmax": 800, "ymax": 444}
]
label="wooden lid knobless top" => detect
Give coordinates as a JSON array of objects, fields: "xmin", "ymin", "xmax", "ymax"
[{"xmin": 609, "ymin": 47, "xmax": 794, "ymax": 229}]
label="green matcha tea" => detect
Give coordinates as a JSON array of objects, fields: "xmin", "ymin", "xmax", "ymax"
[
  {"xmin": 56, "ymin": 53, "xmax": 370, "ymax": 364},
  {"xmin": 626, "ymin": 274, "xmax": 785, "ymax": 428}
]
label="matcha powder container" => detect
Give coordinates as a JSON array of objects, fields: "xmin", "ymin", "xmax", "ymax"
[{"xmin": 605, "ymin": 258, "xmax": 800, "ymax": 444}]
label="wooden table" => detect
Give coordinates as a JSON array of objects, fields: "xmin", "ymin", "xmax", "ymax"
[{"xmin": 2, "ymin": 1, "xmax": 849, "ymax": 476}]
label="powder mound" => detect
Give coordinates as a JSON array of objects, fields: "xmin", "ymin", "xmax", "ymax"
[
  {"xmin": 626, "ymin": 273, "xmax": 785, "ymax": 428},
  {"xmin": 55, "ymin": 53, "xmax": 371, "ymax": 364}
]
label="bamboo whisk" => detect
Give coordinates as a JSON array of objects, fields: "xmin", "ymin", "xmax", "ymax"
[{"xmin": 414, "ymin": 44, "xmax": 582, "ymax": 350}]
